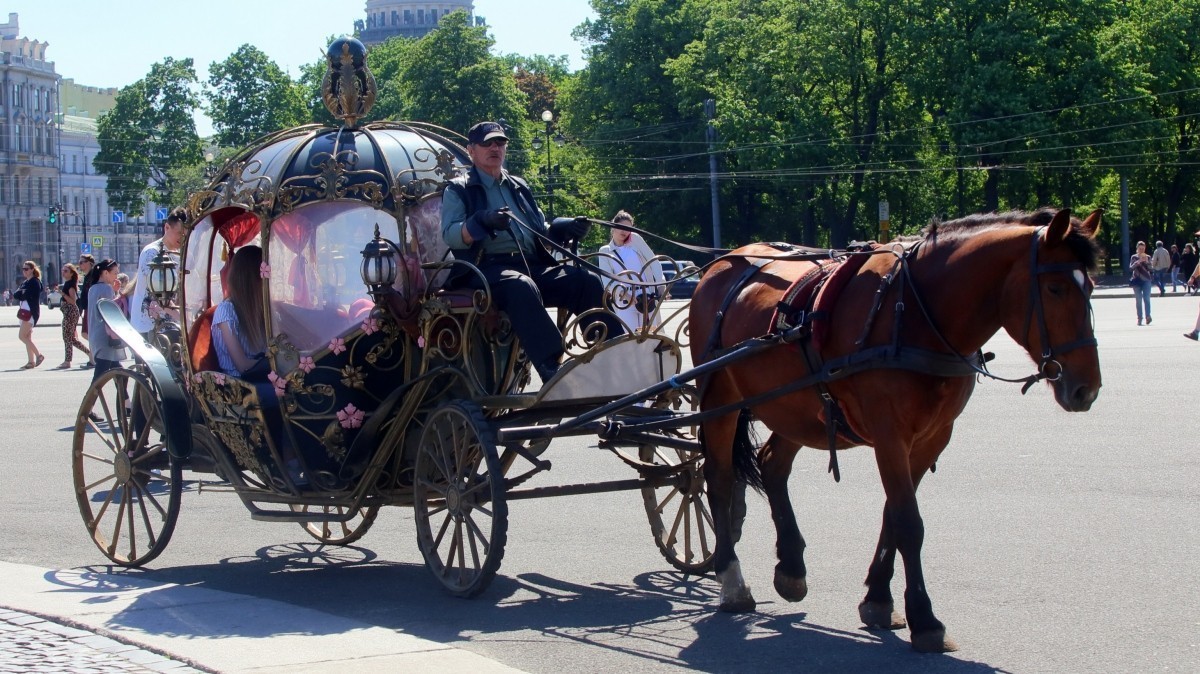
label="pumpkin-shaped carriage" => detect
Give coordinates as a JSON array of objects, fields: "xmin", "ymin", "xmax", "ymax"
[{"xmin": 71, "ymin": 38, "xmax": 716, "ymax": 597}]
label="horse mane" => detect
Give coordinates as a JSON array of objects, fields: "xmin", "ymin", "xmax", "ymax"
[{"xmin": 923, "ymin": 208, "xmax": 1101, "ymax": 271}]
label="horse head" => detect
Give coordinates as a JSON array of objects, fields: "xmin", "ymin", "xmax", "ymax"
[{"xmin": 1001, "ymin": 208, "xmax": 1103, "ymax": 412}]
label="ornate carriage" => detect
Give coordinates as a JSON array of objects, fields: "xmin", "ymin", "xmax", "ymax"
[{"xmin": 71, "ymin": 38, "xmax": 711, "ymax": 596}]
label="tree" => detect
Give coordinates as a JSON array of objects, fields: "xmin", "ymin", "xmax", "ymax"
[
  {"xmin": 399, "ymin": 11, "xmax": 527, "ymax": 152},
  {"xmin": 94, "ymin": 57, "xmax": 203, "ymax": 216},
  {"xmin": 206, "ymin": 44, "xmax": 307, "ymax": 149}
]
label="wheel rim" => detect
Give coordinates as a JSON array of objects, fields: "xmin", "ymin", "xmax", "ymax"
[
  {"xmin": 72, "ymin": 368, "xmax": 181, "ymax": 567},
  {"xmin": 289, "ymin": 504, "xmax": 380, "ymax": 545},
  {"xmin": 413, "ymin": 401, "xmax": 507, "ymax": 597}
]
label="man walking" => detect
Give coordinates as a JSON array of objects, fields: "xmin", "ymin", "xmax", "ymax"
[{"xmin": 1150, "ymin": 241, "xmax": 1171, "ymax": 296}]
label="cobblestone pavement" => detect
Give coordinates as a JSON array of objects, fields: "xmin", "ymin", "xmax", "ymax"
[{"xmin": 0, "ymin": 608, "xmax": 207, "ymax": 674}]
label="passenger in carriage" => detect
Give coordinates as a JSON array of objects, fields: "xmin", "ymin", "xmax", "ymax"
[
  {"xmin": 211, "ymin": 245, "xmax": 268, "ymax": 377},
  {"xmin": 597, "ymin": 210, "xmax": 667, "ymax": 332},
  {"xmin": 441, "ymin": 121, "xmax": 623, "ymax": 382}
]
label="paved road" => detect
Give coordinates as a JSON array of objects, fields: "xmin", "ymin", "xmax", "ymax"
[{"xmin": 0, "ymin": 291, "xmax": 1197, "ymax": 672}]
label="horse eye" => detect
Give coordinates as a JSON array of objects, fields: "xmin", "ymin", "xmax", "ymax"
[{"xmin": 1047, "ymin": 282, "xmax": 1066, "ymax": 297}]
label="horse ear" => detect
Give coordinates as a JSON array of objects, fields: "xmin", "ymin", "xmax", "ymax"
[
  {"xmin": 1046, "ymin": 209, "xmax": 1073, "ymax": 245},
  {"xmin": 1077, "ymin": 209, "xmax": 1103, "ymax": 239}
]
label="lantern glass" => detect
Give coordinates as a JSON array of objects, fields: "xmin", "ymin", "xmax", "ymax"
[{"xmin": 360, "ymin": 237, "xmax": 398, "ymax": 288}]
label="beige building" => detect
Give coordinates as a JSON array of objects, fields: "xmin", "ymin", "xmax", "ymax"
[
  {"xmin": 356, "ymin": 0, "xmax": 484, "ymax": 45},
  {"xmin": 0, "ymin": 12, "xmax": 59, "ymax": 290}
]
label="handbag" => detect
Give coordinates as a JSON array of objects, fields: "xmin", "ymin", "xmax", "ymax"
[
  {"xmin": 16, "ymin": 300, "xmax": 31, "ymax": 322},
  {"xmin": 634, "ymin": 292, "xmax": 659, "ymax": 314}
]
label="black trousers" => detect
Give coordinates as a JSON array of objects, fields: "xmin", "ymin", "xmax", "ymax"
[{"xmin": 463, "ymin": 259, "xmax": 623, "ymax": 369}]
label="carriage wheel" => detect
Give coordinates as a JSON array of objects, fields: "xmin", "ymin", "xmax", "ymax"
[
  {"xmin": 639, "ymin": 385, "xmax": 744, "ymax": 575},
  {"xmin": 289, "ymin": 504, "xmax": 381, "ymax": 546},
  {"xmin": 413, "ymin": 400, "xmax": 508, "ymax": 597},
  {"xmin": 72, "ymin": 367, "xmax": 181, "ymax": 567}
]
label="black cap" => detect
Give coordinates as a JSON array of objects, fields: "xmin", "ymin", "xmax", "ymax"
[{"xmin": 467, "ymin": 121, "xmax": 508, "ymax": 145}]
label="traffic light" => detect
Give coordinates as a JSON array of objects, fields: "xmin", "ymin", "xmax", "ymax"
[{"xmin": 48, "ymin": 205, "xmax": 57, "ymax": 224}]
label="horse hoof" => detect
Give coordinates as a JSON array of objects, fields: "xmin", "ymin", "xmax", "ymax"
[
  {"xmin": 858, "ymin": 600, "xmax": 906, "ymax": 630},
  {"xmin": 718, "ymin": 588, "xmax": 757, "ymax": 613},
  {"xmin": 773, "ymin": 572, "xmax": 808, "ymax": 602},
  {"xmin": 910, "ymin": 628, "xmax": 959, "ymax": 653}
]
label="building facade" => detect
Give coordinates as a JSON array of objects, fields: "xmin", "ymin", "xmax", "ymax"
[
  {"xmin": 58, "ymin": 82, "xmax": 164, "ymax": 274},
  {"xmin": 356, "ymin": 0, "xmax": 484, "ymax": 45},
  {"xmin": 0, "ymin": 12, "xmax": 59, "ymax": 291}
]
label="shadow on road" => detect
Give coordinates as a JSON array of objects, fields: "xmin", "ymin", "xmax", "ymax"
[{"xmin": 46, "ymin": 545, "xmax": 1008, "ymax": 672}]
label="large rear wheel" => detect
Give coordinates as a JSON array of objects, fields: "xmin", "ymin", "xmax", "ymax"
[
  {"xmin": 72, "ymin": 368, "xmax": 181, "ymax": 567},
  {"xmin": 413, "ymin": 401, "xmax": 507, "ymax": 597}
]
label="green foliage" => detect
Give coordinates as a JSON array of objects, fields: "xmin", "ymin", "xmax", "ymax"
[
  {"xmin": 94, "ymin": 57, "xmax": 203, "ymax": 216},
  {"xmin": 205, "ymin": 44, "xmax": 307, "ymax": 149}
]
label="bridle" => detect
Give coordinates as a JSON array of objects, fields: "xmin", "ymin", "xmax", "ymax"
[
  {"xmin": 906, "ymin": 226, "xmax": 1097, "ymax": 394},
  {"xmin": 1019, "ymin": 226, "xmax": 1097, "ymax": 391}
]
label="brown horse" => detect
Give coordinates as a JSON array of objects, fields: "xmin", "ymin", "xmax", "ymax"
[{"xmin": 689, "ymin": 208, "xmax": 1102, "ymax": 652}]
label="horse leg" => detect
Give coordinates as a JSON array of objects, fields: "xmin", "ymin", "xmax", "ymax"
[
  {"xmin": 701, "ymin": 393, "xmax": 756, "ymax": 613},
  {"xmin": 760, "ymin": 433, "xmax": 807, "ymax": 602},
  {"xmin": 858, "ymin": 507, "xmax": 906, "ymax": 630},
  {"xmin": 869, "ymin": 437, "xmax": 958, "ymax": 653}
]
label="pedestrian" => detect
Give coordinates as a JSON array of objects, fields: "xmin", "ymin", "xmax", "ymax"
[
  {"xmin": 85, "ymin": 259, "xmax": 126, "ymax": 382},
  {"xmin": 1150, "ymin": 240, "xmax": 1171, "ymax": 296},
  {"xmin": 128, "ymin": 208, "xmax": 185, "ymax": 340},
  {"xmin": 1181, "ymin": 244, "xmax": 1199, "ymax": 295},
  {"xmin": 114, "ymin": 272, "xmax": 133, "ymax": 319},
  {"xmin": 597, "ymin": 210, "xmax": 667, "ymax": 332},
  {"xmin": 1130, "ymin": 241, "xmax": 1153, "ymax": 325},
  {"xmin": 14, "ymin": 260, "xmax": 44, "ymax": 369},
  {"xmin": 1170, "ymin": 244, "xmax": 1182, "ymax": 292},
  {"xmin": 76, "ymin": 254, "xmax": 96, "ymax": 368},
  {"xmin": 53, "ymin": 263, "xmax": 90, "ymax": 369},
  {"xmin": 441, "ymin": 121, "xmax": 622, "ymax": 383}
]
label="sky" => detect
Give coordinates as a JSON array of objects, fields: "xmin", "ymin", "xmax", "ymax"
[{"xmin": 5, "ymin": 0, "xmax": 597, "ymax": 134}]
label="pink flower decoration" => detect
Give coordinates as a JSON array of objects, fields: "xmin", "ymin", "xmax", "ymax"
[
  {"xmin": 329, "ymin": 337, "xmax": 346, "ymax": 355},
  {"xmin": 192, "ymin": 373, "xmax": 203, "ymax": 384},
  {"xmin": 213, "ymin": 372, "xmax": 226, "ymax": 386},
  {"xmin": 298, "ymin": 356, "xmax": 315, "ymax": 373},
  {"xmin": 268, "ymin": 371, "xmax": 287, "ymax": 395},
  {"xmin": 337, "ymin": 403, "xmax": 364, "ymax": 429},
  {"xmin": 417, "ymin": 336, "xmax": 425, "ymax": 348},
  {"xmin": 259, "ymin": 262, "xmax": 271, "ymax": 278},
  {"xmin": 361, "ymin": 317, "xmax": 379, "ymax": 335}
]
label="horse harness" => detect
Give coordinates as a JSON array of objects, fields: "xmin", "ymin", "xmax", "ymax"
[{"xmin": 698, "ymin": 232, "xmax": 1089, "ymax": 482}]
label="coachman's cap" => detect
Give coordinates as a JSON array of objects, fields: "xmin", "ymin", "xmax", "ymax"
[{"xmin": 467, "ymin": 121, "xmax": 508, "ymax": 145}]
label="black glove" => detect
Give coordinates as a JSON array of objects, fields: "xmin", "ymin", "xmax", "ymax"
[
  {"xmin": 465, "ymin": 208, "xmax": 512, "ymax": 240},
  {"xmin": 549, "ymin": 216, "xmax": 590, "ymax": 243}
]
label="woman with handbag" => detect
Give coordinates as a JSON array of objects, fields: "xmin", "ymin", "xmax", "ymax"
[
  {"xmin": 14, "ymin": 260, "xmax": 44, "ymax": 369},
  {"xmin": 1129, "ymin": 241, "xmax": 1154, "ymax": 326},
  {"xmin": 597, "ymin": 210, "xmax": 667, "ymax": 332},
  {"xmin": 85, "ymin": 259, "xmax": 127, "ymax": 382}
]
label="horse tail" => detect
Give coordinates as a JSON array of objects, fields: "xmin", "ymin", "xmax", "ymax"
[{"xmin": 732, "ymin": 409, "xmax": 765, "ymax": 493}]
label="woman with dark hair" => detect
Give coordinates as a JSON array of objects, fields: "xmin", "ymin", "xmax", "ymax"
[
  {"xmin": 212, "ymin": 245, "xmax": 268, "ymax": 375},
  {"xmin": 14, "ymin": 260, "xmax": 44, "ymax": 369},
  {"xmin": 53, "ymin": 262, "xmax": 90, "ymax": 369},
  {"xmin": 85, "ymin": 259, "xmax": 127, "ymax": 382}
]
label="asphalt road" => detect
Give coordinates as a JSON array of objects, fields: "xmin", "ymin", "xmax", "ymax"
[{"xmin": 0, "ymin": 294, "xmax": 1196, "ymax": 673}]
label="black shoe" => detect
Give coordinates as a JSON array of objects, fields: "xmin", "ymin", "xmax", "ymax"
[
  {"xmin": 1146, "ymin": 316, "xmax": 1153, "ymax": 325},
  {"xmin": 87, "ymin": 412, "xmax": 102, "ymax": 423},
  {"xmin": 1185, "ymin": 332, "xmax": 1198, "ymax": 341}
]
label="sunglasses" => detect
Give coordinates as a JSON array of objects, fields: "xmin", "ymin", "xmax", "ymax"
[
  {"xmin": 22, "ymin": 266, "xmax": 32, "ymax": 270},
  {"xmin": 478, "ymin": 138, "xmax": 508, "ymax": 148}
]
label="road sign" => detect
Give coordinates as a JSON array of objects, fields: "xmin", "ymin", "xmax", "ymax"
[
  {"xmin": 80, "ymin": 242, "xmax": 92, "ymax": 254},
  {"xmin": 91, "ymin": 236, "xmax": 104, "ymax": 248},
  {"xmin": 878, "ymin": 200, "xmax": 890, "ymax": 221},
  {"xmin": 156, "ymin": 207, "xmax": 168, "ymax": 221},
  {"xmin": 112, "ymin": 211, "xmax": 125, "ymax": 224}
]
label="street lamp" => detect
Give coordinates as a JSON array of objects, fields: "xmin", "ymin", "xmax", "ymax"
[{"xmin": 530, "ymin": 110, "xmax": 565, "ymax": 220}]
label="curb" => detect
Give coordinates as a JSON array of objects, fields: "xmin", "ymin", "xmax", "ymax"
[{"xmin": 0, "ymin": 561, "xmax": 524, "ymax": 674}]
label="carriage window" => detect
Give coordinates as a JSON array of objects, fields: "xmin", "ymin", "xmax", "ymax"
[{"xmin": 269, "ymin": 202, "xmax": 402, "ymax": 352}]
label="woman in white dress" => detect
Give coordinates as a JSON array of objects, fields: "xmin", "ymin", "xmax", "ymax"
[{"xmin": 597, "ymin": 210, "xmax": 667, "ymax": 332}]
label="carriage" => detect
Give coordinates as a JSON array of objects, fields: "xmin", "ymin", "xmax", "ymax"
[
  {"xmin": 74, "ymin": 38, "xmax": 1105, "ymax": 651},
  {"xmin": 71, "ymin": 37, "xmax": 715, "ymax": 597}
]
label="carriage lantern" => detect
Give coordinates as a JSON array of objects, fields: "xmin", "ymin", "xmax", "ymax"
[
  {"xmin": 147, "ymin": 241, "xmax": 178, "ymax": 305},
  {"xmin": 360, "ymin": 223, "xmax": 400, "ymax": 299}
]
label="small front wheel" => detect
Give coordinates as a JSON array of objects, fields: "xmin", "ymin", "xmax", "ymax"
[
  {"xmin": 290, "ymin": 504, "xmax": 380, "ymax": 545},
  {"xmin": 413, "ymin": 401, "xmax": 508, "ymax": 597},
  {"xmin": 72, "ymin": 368, "xmax": 181, "ymax": 567}
]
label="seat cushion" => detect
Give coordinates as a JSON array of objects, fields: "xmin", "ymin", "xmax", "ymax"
[{"xmin": 188, "ymin": 305, "xmax": 220, "ymax": 372}]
